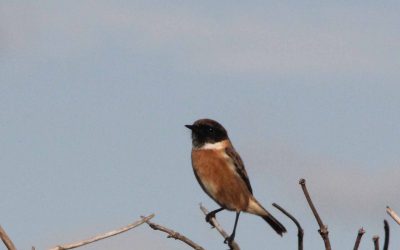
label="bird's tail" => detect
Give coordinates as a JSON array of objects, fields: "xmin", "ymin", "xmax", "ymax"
[
  {"xmin": 247, "ymin": 198, "xmax": 287, "ymax": 236},
  {"xmin": 261, "ymin": 213, "xmax": 287, "ymax": 236}
]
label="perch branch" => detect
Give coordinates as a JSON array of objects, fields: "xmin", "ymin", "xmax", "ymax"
[
  {"xmin": 372, "ymin": 235, "xmax": 379, "ymax": 250},
  {"xmin": 273, "ymin": 203, "xmax": 303, "ymax": 250},
  {"xmin": 142, "ymin": 216, "xmax": 204, "ymax": 250},
  {"xmin": 0, "ymin": 225, "xmax": 17, "ymax": 250},
  {"xmin": 386, "ymin": 206, "xmax": 400, "ymax": 225},
  {"xmin": 49, "ymin": 214, "xmax": 154, "ymax": 250},
  {"xmin": 199, "ymin": 204, "xmax": 240, "ymax": 250},
  {"xmin": 383, "ymin": 220, "xmax": 389, "ymax": 250},
  {"xmin": 299, "ymin": 178, "xmax": 331, "ymax": 250},
  {"xmin": 352, "ymin": 228, "xmax": 365, "ymax": 250}
]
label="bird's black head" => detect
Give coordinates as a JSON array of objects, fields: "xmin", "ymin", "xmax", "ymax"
[{"xmin": 185, "ymin": 119, "xmax": 228, "ymax": 148}]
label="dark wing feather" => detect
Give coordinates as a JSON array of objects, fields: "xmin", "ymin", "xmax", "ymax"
[{"xmin": 225, "ymin": 147, "xmax": 253, "ymax": 194}]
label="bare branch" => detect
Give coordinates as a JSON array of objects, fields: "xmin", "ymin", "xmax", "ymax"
[
  {"xmin": 386, "ymin": 206, "xmax": 400, "ymax": 225},
  {"xmin": 353, "ymin": 228, "xmax": 365, "ymax": 250},
  {"xmin": 372, "ymin": 235, "xmax": 379, "ymax": 250},
  {"xmin": 383, "ymin": 220, "xmax": 389, "ymax": 250},
  {"xmin": 0, "ymin": 225, "xmax": 17, "ymax": 250},
  {"xmin": 199, "ymin": 204, "xmax": 240, "ymax": 250},
  {"xmin": 142, "ymin": 217, "xmax": 204, "ymax": 250},
  {"xmin": 273, "ymin": 203, "xmax": 303, "ymax": 250},
  {"xmin": 299, "ymin": 178, "xmax": 331, "ymax": 250},
  {"xmin": 49, "ymin": 214, "xmax": 154, "ymax": 250}
]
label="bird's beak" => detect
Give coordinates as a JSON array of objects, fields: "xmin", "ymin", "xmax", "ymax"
[{"xmin": 185, "ymin": 124, "xmax": 194, "ymax": 130}]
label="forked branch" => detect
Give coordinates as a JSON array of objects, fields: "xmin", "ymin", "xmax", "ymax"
[{"xmin": 142, "ymin": 217, "xmax": 204, "ymax": 250}]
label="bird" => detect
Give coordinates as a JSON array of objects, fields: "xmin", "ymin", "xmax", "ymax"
[{"xmin": 185, "ymin": 118, "xmax": 286, "ymax": 245}]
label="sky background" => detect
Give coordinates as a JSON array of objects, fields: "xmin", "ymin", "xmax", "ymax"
[{"xmin": 1, "ymin": 1, "xmax": 400, "ymax": 249}]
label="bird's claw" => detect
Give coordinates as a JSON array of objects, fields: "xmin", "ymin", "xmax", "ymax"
[
  {"xmin": 224, "ymin": 233, "xmax": 236, "ymax": 249},
  {"xmin": 205, "ymin": 213, "xmax": 216, "ymax": 228},
  {"xmin": 224, "ymin": 235, "xmax": 233, "ymax": 244}
]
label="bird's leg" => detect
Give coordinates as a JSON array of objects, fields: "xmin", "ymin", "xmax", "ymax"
[
  {"xmin": 224, "ymin": 212, "xmax": 240, "ymax": 245},
  {"xmin": 205, "ymin": 207, "xmax": 225, "ymax": 227}
]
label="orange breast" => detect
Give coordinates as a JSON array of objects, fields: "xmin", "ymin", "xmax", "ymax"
[{"xmin": 191, "ymin": 149, "xmax": 251, "ymax": 211}]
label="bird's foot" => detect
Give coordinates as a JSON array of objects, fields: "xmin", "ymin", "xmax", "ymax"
[
  {"xmin": 224, "ymin": 233, "xmax": 235, "ymax": 245},
  {"xmin": 205, "ymin": 212, "xmax": 217, "ymax": 228}
]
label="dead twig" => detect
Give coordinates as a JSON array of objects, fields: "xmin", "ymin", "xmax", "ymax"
[
  {"xmin": 273, "ymin": 203, "xmax": 303, "ymax": 250},
  {"xmin": 383, "ymin": 220, "xmax": 389, "ymax": 250},
  {"xmin": 49, "ymin": 214, "xmax": 154, "ymax": 250},
  {"xmin": 386, "ymin": 206, "xmax": 400, "ymax": 225},
  {"xmin": 352, "ymin": 228, "xmax": 365, "ymax": 250},
  {"xmin": 373, "ymin": 235, "xmax": 379, "ymax": 250},
  {"xmin": 142, "ymin": 216, "xmax": 204, "ymax": 250},
  {"xmin": 0, "ymin": 225, "xmax": 17, "ymax": 250},
  {"xmin": 299, "ymin": 178, "xmax": 331, "ymax": 250},
  {"xmin": 199, "ymin": 204, "xmax": 240, "ymax": 250}
]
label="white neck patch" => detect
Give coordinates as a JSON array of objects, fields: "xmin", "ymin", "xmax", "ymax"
[{"xmin": 199, "ymin": 141, "xmax": 226, "ymax": 150}]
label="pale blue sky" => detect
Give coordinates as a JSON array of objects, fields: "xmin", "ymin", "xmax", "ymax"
[{"xmin": 1, "ymin": 1, "xmax": 400, "ymax": 249}]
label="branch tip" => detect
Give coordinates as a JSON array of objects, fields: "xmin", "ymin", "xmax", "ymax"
[
  {"xmin": 272, "ymin": 203, "xmax": 303, "ymax": 250},
  {"xmin": 353, "ymin": 227, "xmax": 366, "ymax": 250},
  {"xmin": 372, "ymin": 235, "xmax": 380, "ymax": 250},
  {"xmin": 383, "ymin": 220, "xmax": 389, "ymax": 250},
  {"xmin": 49, "ymin": 214, "xmax": 154, "ymax": 250},
  {"xmin": 299, "ymin": 179, "xmax": 331, "ymax": 250},
  {"xmin": 386, "ymin": 206, "xmax": 400, "ymax": 225}
]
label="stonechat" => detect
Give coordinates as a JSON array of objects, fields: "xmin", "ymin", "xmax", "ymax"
[{"xmin": 186, "ymin": 119, "xmax": 286, "ymax": 244}]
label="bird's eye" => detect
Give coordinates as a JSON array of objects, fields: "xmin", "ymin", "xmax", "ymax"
[{"xmin": 208, "ymin": 127, "xmax": 214, "ymax": 133}]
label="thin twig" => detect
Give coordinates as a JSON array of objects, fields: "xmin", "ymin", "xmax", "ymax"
[
  {"xmin": 373, "ymin": 235, "xmax": 379, "ymax": 250},
  {"xmin": 142, "ymin": 216, "xmax": 204, "ymax": 250},
  {"xmin": 386, "ymin": 206, "xmax": 400, "ymax": 225},
  {"xmin": 0, "ymin": 225, "xmax": 17, "ymax": 250},
  {"xmin": 199, "ymin": 204, "xmax": 240, "ymax": 250},
  {"xmin": 353, "ymin": 227, "xmax": 365, "ymax": 250},
  {"xmin": 273, "ymin": 203, "xmax": 303, "ymax": 250},
  {"xmin": 49, "ymin": 214, "xmax": 154, "ymax": 250},
  {"xmin": 299, "ymin": 178, "xmax": 331, "ymax": 250},
  {"xmin": 383, "ymin": 220, "xmax": 389, "ymax": 250}
]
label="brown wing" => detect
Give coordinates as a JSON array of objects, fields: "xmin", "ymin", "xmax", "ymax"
[{"xmin": 225, "ymin": 147, "xmax": 253, "ymax": 194}]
